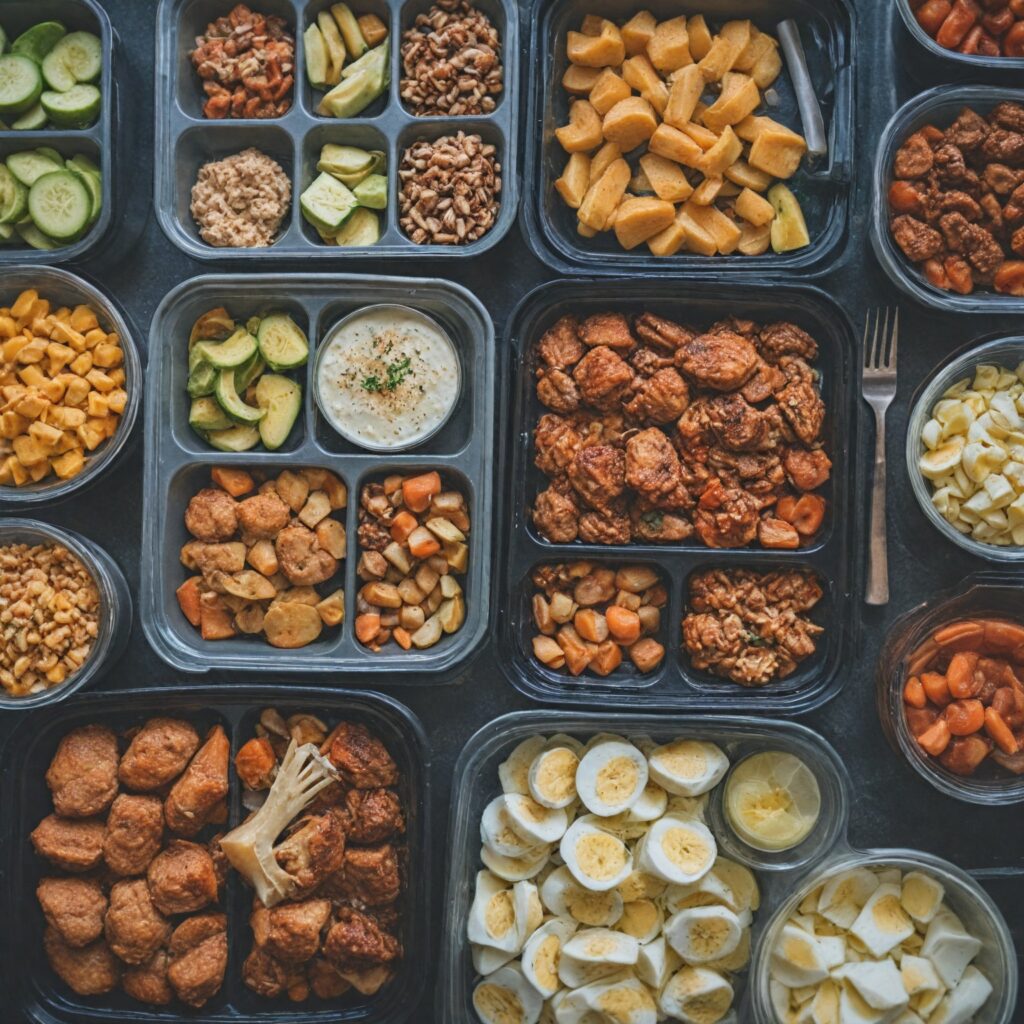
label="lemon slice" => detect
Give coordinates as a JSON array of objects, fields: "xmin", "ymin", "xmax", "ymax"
[{"xmin": 724, "ymin": 751, "xmax": 821, "ymax": 852}]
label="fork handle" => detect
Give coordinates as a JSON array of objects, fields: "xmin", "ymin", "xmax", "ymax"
[{"xmin": 866, "ymin": 408, "xmax": 889, "ymax": 606}]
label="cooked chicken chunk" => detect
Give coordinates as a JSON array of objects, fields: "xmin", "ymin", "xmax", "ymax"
[
  {"xmin": 676, "ymin": 331, "xmax": 759, "ymax": 392},
  {"xmin": 534, "ymin": 414, "xmax": 585, "ymax": 477},
  {"xmin": 775, "ymin": 357, "xmax": 825, "ymax": 445},
  {"xmin": 578, "ymin": 508, "xmax": 632, "ymax": 545},
  {"xmin": 704, "ymin": 393, "xmax": 773, "ymax": 452},
  {"xmin": 624, "ymin": 367, "xmax": 689, "ymax": 424},
  {"xmin": 625, "ymin": 428, "xmax": 684, "ymax": 500},
  {"xmin": 572, "ymin": 345, "xmax": 634, "ymax": 410},
  {"xmin": 275, "ymin": 809, "xmax": 347, "ymax": 897},
  {"xmin": 122, "ymin": 951, "xmax": 173, "ymax": 1005},
  {"xmin": 275, "ymin": 523, "xmax": 338, "ymax": 587},
  {"xmin": 44, "ymin": 927, "xmax": 120, "ymax": 995},
  {"xmin": 532, "ymin": 485, "xmax": 579, "ymax": 543},
  {"xmin": 164, "ymin": 724, "xmax": 230, "ymax": 837},
  {"xmin": 758, "ymin": 321, "xmax": 818, "ymax": 361},
  {"xmin": 784, "ymin": 448, "xmax": 832, "ymax": 492},
  {"xmin": 237, "ymin": 492, "xmax": 291, "ymax": 539},
  {"xmin": 634, "ymin": 312, "xmax": 696, "ymax": 352},
  {"xmin": 693, "ymin": 479, "xmax": 759, "ymax": 548},
  {"xmin": 31, "ymin": 814, "xmax": 106, "ymax": 873},
  {"xmin": 119, "ymin": 718, "xmax": 200, "ymax": 792},
  {"xmin": 308, "ymin": 956, "xmax": 352, "ymax": 998},
  {"xmin": 578, "ymin": 312, "xmax": 635, "ymax": 351},
  {"xmin": 242, "ymin": 945, "xmax": 293, "ymax": 999},
  {"xmin": 147, "ymin": 840, "xmax": 219, "ymax": 915},
  {"xmin": 536, "ymin": 368, "xmax": 581, "ymax": 413},
  {"xmin": 184, "ymin": 488, "xmax": 238, "ymax": 543},
  {"xmin": 327, "ymin": 722, "xmax": 400, "ymax": 790},
  {"xmin": 335, "ymin": 843, "xmax": 402, "ymax": 906},
  {"xmin": 537, "ymin": 315, "xmax": 584, "ymax": 369},
  {"xmin": 324, "ymin": 907, "xmax": 401, "ymax": 970},
  {"xmin": 344, "ymin": 788, "xmax": 405, "ymax": 845},
  {"xmin": 567, "ymin": 445, "xmax": 626, "ymax": 513},
  {"xmin": 251, "ymin": 897, "xmax": 331, "ymax": 964},
  {"xmin": 37, "ymin": 877, "xmax": 107, "ymax": 948},
  {"xmin": 104, "ymin": 794, "xmax": 164, "ymax": 876},
  {"xmin": 104, "ymin": 878, "xmax": 171, "ymax": 965},
  {"xmin": 46, "ymin": 724, "xmax": 119, "ymax": 818},
  {"xmin": 167, "ymin": 913, "xmax": 228, "ymax": 1008}
]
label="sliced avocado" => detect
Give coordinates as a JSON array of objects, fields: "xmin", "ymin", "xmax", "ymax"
[
  {"xmin": 336, "ymin": 207, "xmax": 380, "ymax": 246},
  {"xmin": 303, "ymin": 23, "xmax": 330, "ymax": 89},
  {"xmin": 215, "ymin": 368, "xmax": 265, "ymax": 425},
  {"xmin": 186, "ymin": 360, "xmax": 218, "ymax": 398},
  {"xmin": 189, "ymin": 396, "xmax": 233, "ymax": 432},
  {"xmin": 332, "ymin": 5, "xmax": 368, "ymax": 59},
  {"xmin": 353, "ymin": 173, "xmax": 387, "ymax": 210},
  {"xmin": 194, "ymin": 327, "xmax": 258, "ymax": 369},
  {"xmin": 207, "ymin": 424, "xmax": 261, "ymax": 452},
  {"xmin": 233, "ymin": 351, "xmax": 265, "ymax": 392},
  {"xmin": 255, "ymin": 374, "xmax": 302, "ymax": 451},
  {"xmin": 317, "ymin": 45, "xmax": 386, "ymax": 118},
  {"xmin": 300, "ymin": 172, "xmax": 358, "ymax": 233},
  {"xmin": 257, "ymin": 313, "xmax": 309, "ymax": 371},
  {"xmin": 317, "ymin": 143, "xmax": 373, "ymax": 185}
]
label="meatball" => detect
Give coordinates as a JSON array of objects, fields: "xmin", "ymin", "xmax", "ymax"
[
  {"xmin": 694, "ymin": 479, "xmax": 759, "ymax": 548},
  {"xmin": 536, "ymin": 314, "xmax": 584, "ymax": 369},
  {"xmin": 274, "ymin": 809, "xmax": 347, "ymax": 896},
  {"xmin": 275, "ymin": 523, "xmax": 338, "ymax": 586},
  {"xmin": 327, "ymin": 722, "xmax": 400, "ymax": 789},
  {"xmin": 578, "ymin": 312, "xmax": 635, "ymax": 351},
  {"xmin": 119, "ymin": 717, "xmax": 200, "ymax": 792},
  {"xmin": 147, "ymin": 840, "xmax": 219, "ymax": 915},
  {"xmin": 624, "ymin": 367, "xmax": 690, "ymax": 424},
  {"xmin": 164, "ymin": 724, "xmax": 230, "ymax": 837},
  {"xmin": 103, "ymin": 794, "xmax": 164, "ymax": 876},
  {"xmin": 536, "ymin": 368, "xmax": 581, "ymax": 413},
  {"xmin": 532, "ymin": 485, "xmax": 579, "ymax": 543},
  {"xmin": 31, "ymin": 814, "xmax": 106, "ymax": 873},
  {"xmin": 324, "ymin": 907, "xmax": 401, "ymax": 970},
  {"xmin": 104, "ymin": 878, "xmax": 171, "ymax": 965},
  {"xmin": 167, "ymin": 913, "xmax": 228, "ymax": 1008},
  {"xmin": 676, "ymin": 332, "xmax": 759, "ymax": 391},
  {"xmin": 44, "ymin": 927, "xmax": 120, "ymax": 995},
  {"xmin": 571, "ymin": 345, "xmax": 635, "ymax": 410},
  {"xmin": 37, "ymin": 877, "xmax": 108, "ymax": 948},
  {"xmin": 236, "ymin": 492, "xmax": 291, "ymax": 539},
  {"xmin": 567, "ymin": 445, "xmax": 626, "ymax": 513},
  {"xmin": 123, "ymin": 950, "xmax": 173, "ymax": 1005},
  {"xmin": 344, "ymin": 788, "xmax": 405, "ymax": 844},
  {"xmin": 251, "ymin": 898, "xmax": 331, "ymax": 964},
  {"xmin": 184, "ymin": 488, "xmax": 238, "ymax": 543},
  {"xmin": 45, "ymin": 724, "xmax": 119, "ymax": 819}
]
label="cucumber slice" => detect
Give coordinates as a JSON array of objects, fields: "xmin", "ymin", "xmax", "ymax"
[
  {"xmin": 16, "ymin": 221, "xmax": 58, "ymax": 250},
  {"xmin": 66, "ymin": 152, "xmax": 100, "ymax": 178},
  {"xmin": 11, "ymin": 21, "xmax": 65, "ymax": 63},
  {"xmin": 256, "ymin": 314, "xmax": 309, "ymax": 371},
  {"xmin": 6, "ymin": 150, "xmax": 61, "ymax": 187},
  {"xmin": 66, "ymin": 159, "xmax": 102, "ymax": 224},
  {"xmin": 215, "ymin": 368, "xmax": 265, "ymax": 425},
  {"xmin": 0, "ymin": 26, "xmax": 7, "ymax": 54},
  {"xmin": 194, "ymin": 328, "xmax": 258, "ymax": 369},
  {"xmin": 41, "ymin": 48, "xmax": 76, "ymax": 92},
  {"xmin": 186, "ymin": 360, "xmax": 217, "ymax": 398},
  {"xmin": 41, "ymin": 84, "xmax": 100, "ymax": 128},
  {"xmin": 189, "ymin": 396, "xmax": 233, "ymax": 433},
  {"xmin": 0, "ymin": 166, "xmax": 29, "ymax": 224},
  {"xmin": 303, "ymin": 24, "xmax": 330, "ymax": 89},
  {"xmin": 0, "ymin": 223, "xmax": 16, "ymax": 244},
  {"xmin": 207, "ymin": 424, "xmax": 260, "ymax": 452},
  {"xmin": 331, "ymin": 4, "xmax": 368, "ymax": 58},
  {"xmin": 36, "ymin": 146, "xmax": 64, "ymax": 166},
  {"xmin": 317, "ymin": 144, "xmax": 373, "ymax": 185},
  {"xmin": 233, "ymin": 352, "xmax": 265, "ymax": 392},
  {"xmin": 0, "ymin": 54, "xmax": 43, "ymax": 115},
  {"xmin": 255, "ymin": 374, "xmax": 302, "ymax": 451},
  {"xmin": 335, "ymin": 207, "xmax": 379, "ymax": 246},
  {"xmin": 27, "ymin": 170, "xmax": 90, "ymax": 240},
  {"xmin": 50, "ymin": 32, "xmax": 102, "ymax": 84},
  {"xmin": 353, "ymin": 173, "xmax": 387, "ymax": 210},
  {"xmin": 300, "ymin": 172, "xmax": 357, "ymax": 232},
  {"xmin": 12, "ymin": 102, "xmax": 46, "ymax": 130}
]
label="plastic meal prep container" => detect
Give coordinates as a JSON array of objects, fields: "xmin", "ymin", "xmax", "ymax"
[
  {"xmin": 437, "ymin": 710, "xmax": 1020, "ymax": 1023},
  {"xmin": 0, "ymin": 0, "xmax": 116, "ymax": 264},
  {"xmin": 0, "ymin": 684, "xmax": 430, "ymax": 1024},
  {"xmin": 498, "ymin": 278, "xmax": 856, "ymax": 712},
  {"xmin": 521, "ymin": 0, "xmax": 855, "ymax": 277},
  {"xmin": 0, "ymin": 518, "xmax": 131, "ymax": 711},
  {"xmin": 154, "ymin": 0, "xmax": 519, "ymax": 260},
  {"xmin": 0, "ymin": 266, "xmax": 142, "ymax": 508},
  {"xmin": 141, "ymin": 272, "xmax": 494, "ymax": 676},
  {"xmin": 871, "ymin": 85, "xmax": 1024, "ymax": 314},
  {"xmin": 894, "ymin": 0, "xmax": 1024, "ymax": 73}
]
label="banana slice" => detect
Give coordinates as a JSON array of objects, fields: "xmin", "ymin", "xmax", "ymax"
[
  {"xmin": 849, "ymin": 883, "xmax": 914, "ymax": 958},
  {"xmin": 920, "ymin": 909, "xmax": 982, "ymax": 989},
  {"xmin": 467, "ymin": 871, "xmax": 538, "ymax": 954},
  {"xmin": 919, "ymin": 437, "xmax": 966, "ymax": 481},
  {"xmin": 664, "ymin": 905, "xmax": 743, "ymax": 964},
  {"xmin": 560, "ymin": 818, "xmax": 633, "ymax": 892},
  {"xmin": 541, "ymin": 865, "xmax": 624, "ymax": 927},
  {"xmin": 546, "ymin": 732, "xmax": 585, "ymax": 756},
  {"xmin": 637, "ymin": 935, "xmax": 679, "ymax": 990},
  {"xmin": 501, "ymin": 736, "xmax": 549, "ymax": 795},
  {"xmin": 626, "ymin": 780, "xmax": 669, "ymax": 822},
  {"xmin": 481, "ymin": 842, "xmax": 551, "ymax": 882},
  {"xmin": 557, "ymin": 929, "xmax": 639, "ymax": 989},
  {"xmin": 769, "ymin": 923, "xmax": 829, "ymax": 987},
  {"xmin": 838, "ymin": 960, "xmax": 909, "ymax": 1012},
  {"xmin": 472, "ymin": 941, "xmax": 516, "ymax": 976},
  {"xmin": 636, "ymin": 815, "xmax": 717, "ymax": 885},
  {"xmin": 576, "ymin": 740, "xmax": 649, "ymax": 817},
  {"xmin": 574, "ymin": 971, "xmax": 658, "ymax": 1024},
  {"xmin": 900, "ymin": 871, "xmax": 944, "ymax": 925},
  {"xmin": 724, "ymin": 751, "xmax": 820, "ymax": 852},
  {"xmin": 522, "ymin": 918, "xmax": 577, "ymax": 998},
  {"xmin": 817, "ymin": 868, "xmax": 880, "ymax": 929},
  {"xmin": 711, "ymin": 858, "xmax": 760, "ymax": 914},
  {"xmin": 474, "ymin": 963, "xmax": 544, "ymax": 1024},
  {"xmin": 616, "ymin": 898, "xmax": 663, "ymax": 943},
  {"xmin": 505, "ymin": 793, "xmax": 570, "ymax": 846},
  {"xmin": 617, "ymin": 870, "xmax": 667, "ymax": 903},
  {"xmin": 647, "ymin": 740, "xmax": 729, "ymax": 797},
  {"xmin": 482, "ymin": 796, "xmax": 549, "ymax": 859},
  {"xmin": 529, "ymin": 746, "xmax": 581, "ymax": 809},
  {"xmin": 658, "ymin": 966, "xmax": 734, "ymax": 1024}
]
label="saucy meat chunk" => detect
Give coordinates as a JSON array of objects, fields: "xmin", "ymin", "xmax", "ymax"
[
  {"xmin": 536, "ymin": 368, "xmax": 581, "ymax": 413},
  {"xmin": 634, "ymin": 312, "xmax": 696, "ymax": 352},
  {"xmin": 37, "ymin": 877, "xmax": 108, "ymax": 948},
  {"xmin": 46, "ymin": 724, "xmax": 119, "ymax": 818},
  {"xmin": 324, "ymin": 907, "xmax": 401, "ymax": 970},
  {"xmin": 333, "ymin": 843, "xmax": 402, "ymax": 906},
  {"xmin": 275, "ymin": 523, "xmax": 338, "ymax": 587},
  {"xmin": 534, "ymin": 414, "xmax": 585, "ymax": 477},
  {"xmin": 344, "ymin": 788, "xmax": 405, "ymax": 845},
  {"xmin": 775, "ymin": 358, "xmax": 825, "ymax": 446},
  {"xmin": 625, "ymin": 428, "xmax": 684, "ymax": 501},
  {"xmin": 758, "ymin": 322, "xmax": 818, "ymax": 362},
  {"xmin": 104, "ymin": 878, "xmax": 171, "ymax": 965},
  {"xmin": 784, "ymin": 448, "xmax": 832, "ymax": 492},
  {"xmin": 251, "ymin": 897, "xmax": 331, "ymax": 964},
  {"xmin": 274, "ymin": 809, "xmax": 347, "ymax": 897},
  {"xmin": 623, "ymin": 367, "xmax": 689, "ymax": 424},
  {"xmin": 164, "ymin": 724, "xmax": 230, "ymax": 837},
  {"xmin": 578, "ymin": 508, "xmax": 632, "ymax": 545},
  {"xmin": 44, "ymin": 927, "xmax": 120, "ymax": 995},
  {"xmin": 147, "ymin": 840, "xmax": 219, "ymax": 915},
  {"xmin": 532, "ymin": 485, "xmax": 579, "ymax": 543},
  {"xmin": 167, "ymin": 913, "xmax": 228, "ymax": 1008},
  {"xmin": 567, "ymin": 445, "xmax": 626, "ymax": 513},
  {"xmin": 693, "ymin": 479, "xmax": 759, "ymax": 549},
  {"xmin": 103, "ymin": 794, "xmax": 164, "ymax": 876},
  {"xmin": 119, "ymin": 718, "xmax": 200, "ymax": 792},
  {"xmin": 571, "ymin": 345, "xmax": 634, "ymax": 410},
  {"xmin": 676, "ymin": 331, "xmax": 759, "ymax": 392},
  {"xmin": 243, "ymin": 946, "xmax": 295, "ymax": 999},
  {"xmin": 327, "ymin": 722, "xmax": 400, "ymax": 789},
  {"xmin": 31, "ymin": 815, "xmax": 105, "ymax": 873},
  {"xmin": 578, "ymin": 312, "xmax": 635, "ymax": 351},
  {"xmin": 537, "ymin": 315, "xmax": 584, "ymax": 369},
  {"xmin": 705, "ymin": 393, "xmax": 773, "ymax": 452}
]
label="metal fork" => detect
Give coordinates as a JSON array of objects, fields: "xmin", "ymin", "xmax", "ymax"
[{"xmin": 862, "ymin": 308, "xmax": 899, "ymax": 606}]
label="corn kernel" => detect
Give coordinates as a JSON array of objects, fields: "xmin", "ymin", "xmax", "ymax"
[
  {"xmin": 51, "ymin": 449, "xmax": 85, "ymax": 480},
  {"xmin": 10, "ymin": 291, "xmax": 37, "ymax": 319},
  {"xmin": 87, "ymin": 392, "xmax": 108, "ymax": 418},
  {"xmin": 69, "ymin": 353, "xmax": 92, "ymax": 376}
]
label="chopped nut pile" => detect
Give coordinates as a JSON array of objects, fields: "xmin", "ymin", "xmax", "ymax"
[
  {"xmin": 1, "ymin": 289, "xmax": 127, "ymax": 489},
  {"xmin": 190, "ymin": 3, "xmax": 295, "ymax": 119},
  {"xmin": 400, "ymin": 0, "xmax": 503, "ymax": 117},
  {"xmin": 0, "ymin": 541, "xmax": 100, "ymax": 697},
  {"xmin": 398, "ymin": 131, "xmax": 501, "ymax": 244}
]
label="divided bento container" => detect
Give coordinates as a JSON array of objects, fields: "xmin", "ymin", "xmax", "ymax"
[
  {"xmin": 520, "ymin": 0, "xmax": 855, "ymax": 277},
  {"xmin": 437, "ymin": 711, "xmax": 1020, "ymax": 1024},
  {"xmin": 498, "ymin": 278, "xmax": 856, "ymax": 711},
  {"xmin": 141, "ymin": 273, "xmax": 494, "ymax": 676},
  {"xmin": 0, "ymin": 0, "xmax": 116, "ymax": 264},
  {"xmin": 0, "ymin": 684, "xmax": 430, "ymax": 1024},
  {"xmin": 154, "ymin": 0, "xmax": 519, "ymax": 260},
  {"xmin": 871, "ymin": 85, "xmax": 1024, "ymax": 314}
]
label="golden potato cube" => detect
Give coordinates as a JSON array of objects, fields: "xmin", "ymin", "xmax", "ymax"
[
  {"xmin": 87, "ymin": 392, "xmax": 109, "ymax": 418},
  {"xmin": 698, "ymin": 36, "xmax": 740, "ymax": 81},
  {"xmin": 690, "ymin": 175, "xmax": 724, "ymax": 206},
  {"xmin": 601, "ymin": 96, "xmax": 658, "ymax": 152},
  {"xmin": 567, "ymin": 21, "xmax": 625, "ymax": 67},
  {"xmin": 630, "ymin": 170, "xmax": 654, "ymax": 194},
  {"xmin": 613, "ymin": 198, "xmax": 676, "ymax": 250},
  {"xmin": 684, "ymin": 201, "xmax": 742, "ymax": 254},
  {"xmin": 639, "ymin": 153, "xmax": 694, "ymax": 203},
  {"xmin": 647, "ymin": 218, "xmax": 688, "ymax": 256},
  {"xmin": 589, "ymin": 141, "xmax": 622, "ymax": 184},
  {"xmin": 749, "ymin": 127, "xmax": 808, "ymax": 179},
  {"xmin": 28, "ymin": 458, "xmax": 51, "ymax": 483},
  {"xmin": 0, "ymin": 315, "xmax": 17, "ymax": 339},
  {"xmin": 735, "ymin": 114, "xmax": 790, "ymax": 144},
  {"xmin": 76, "ymin": 423, "xmax": 105, "ymax": 451},
  {"xmin": 7, "ymin": 455, "xmax": 29, "ymax": 486},
  {"xmin": 622, "ymin": 10, "xmax": 656, "ymax": 55},
  {"xmin": 316, "ymin": 589, "xmax": 346, "ymax": 627},
  {"xmin": 29, "ymin": 419, "xmax": 63, "ymax": 449},
  {"xmin": 578, "ymin": 158, "xmax": 631, "ymax": 229},
  {"xmin": 663, "ymin": 64, "xmax": 704, "ymax": 129},
  {"xmin": 1, "ymin": 335, "xmax": 30, "ymax": 362},
  {"xmin": 734, "ymin": 31, "xmax": 775, "ymax": 73},
  {"xmin": 699, "ymin": 126, "xmax": 744, "ymax": 176},
  {"xmin": 682, "ymin": 122, "xmax": 719, "ymax": 150},
  {"xmin": 562, "ymin": 64, "xmax": 602, "ymax": 95},
  {"xmin": 738, "ymin": 221, "xmax": 772, "ymax": 255},
  {"xmin": 555, "ymin": 99, "xmax": 604, "ymax": 153},
  {"xmin": 13, "ymin": 392, "xmax": 47, "ymax": 419},
  {"xmin": 578, "ymin": 221, "xmax": 600, "ymax": 238},
  {"xmin": 646, "ymin": 16, "xmax": 691, "ymax": 72},
  {"xmin": 648, "ymin": 123, "xmax": 704, "ymax": 168},
  {"xmin": 12, "ymin": 434, "xmax": 48, "ymax": 466},
  {"xmin": 718, "ymin": 20, "xmax": 752, "ymax": 54},
  {"xmin": 17, "ymin": 365, "xmax": 46, "ymax": 388},
  {"xmin": 51, "ymin": 449, "xmax": 85, "ymax": 480},
  {"xmin": 751, "ymin": 41, "xmax": 783, "ymax": 88},
  {"xmin": 621, "ymin": 55, "xmax": 668, "ymax": 115},
  {"xmin": 703, "ymin": 72, "xmax": 761, "ymax": 131},
  {"xmin": 82, "ymin": 328, "xmax": 106, "ymax": 350},
  {"xmin": 674, "ymin": 205, "xmax": 718, "ymax": 256},
  {"xmin": 725, "ymin": 158, "xmax": 774, "ymax": 192},
  {"xmin": 589, "ymin": 69, "xmax": 631, "ymax": 116},
  {"xmin": 687, "ymin": 14, "xmax": 713, "ymax": 60},
  {"xmin": 10, "ymin": 290, "xmax": 36, "ymax": 319},
  {"xmin": 69, "ymin": 352, "xmax": 92, "ymax": 376},
  {"xmin": 735, "ymin": 187, "xmax": 776, "ymax": 226},
  {"xmin": 555, "ymin": 152, "xmax": 592, "ymax": 209},
  {"xmin": 70, "ymin": 305, "xmax": 99, "ymax": 333},
  {"xmin": 86, "ymin": 369, "xmax": 114, "ymax": 393},
  {"xmin": 92, "ymin": 344, "xmax": 123, "ymax": 369},
  {"xmin": 0, "ymin": 411, "xmax": 28, "ymax": 438}
]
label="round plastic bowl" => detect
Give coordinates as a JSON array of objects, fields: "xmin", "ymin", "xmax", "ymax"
[
  {"xmin": 871, "ymin": 85, "xmax": 1024, "ymax": 314},
  {"xmin": 0, "ymin": 519, "xmax": 131, "ymax": 711},
  {"xmin": 0, "ymin": 266, "xmax": 142, "ymax": 507},
  {"xmin": 877, "ymin": 574, "xmax": 1024, "ymax": 805},
  {"xmin": 906, "ymin": 334, "xmax": 1024, "ymax": 563},
  {"xmin": 895, "ymin": 0, "xmax": 1024, "ymax": 73},
  {"xmin": 752, "ymin": 850, "xmax": 1019, "ymax": 1024}
]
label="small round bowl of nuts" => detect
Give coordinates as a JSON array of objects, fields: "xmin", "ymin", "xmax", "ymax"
[{"xmin": 0, "ymin": 518, "xmax": 131, "ymax": 710}]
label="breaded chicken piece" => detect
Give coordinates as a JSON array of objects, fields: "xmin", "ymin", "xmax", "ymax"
[
  {"xmin": 119, "ymin": 718, "xmax": 200, "ymax": 791},
  {"xmin": 46, "ymin": 724, "xmax": 119, "ymax": 818}
]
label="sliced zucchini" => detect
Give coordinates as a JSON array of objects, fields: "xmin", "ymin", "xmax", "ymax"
[
  {"xmin": 40, "ymin": 84, "xmax": 100, "ymax": 128},
  {"xmin": 317, "ymin": 144, "xmax": 374, "ymax": 186},
  {"xmin": 234, "ymin": 352, "xmax": 266, "ymax": 393},
  {"xmin": 41, "ymin": 48, "xmax": 76, "ymax": 92},
  {"xmin": 11, "ymin": 21, "xmax": 66, "ymax": 63},
  {"xmin": 50, "ymin": 32, "xmax": 102, "ymax": 84},
  {"xmin": 300, "ymin": 172, "xmax": 358, "ymax": 232},
  {"xmin": 215, "ymin": 368, "xmax": 265, "ymax": 425},
  {"xmin": 35, "ymin": 146, "xmax": 64, "ymax": 167},
  {"xmin": 66, "ymin": 158, "xmax": 102, "ymax": 224},
  {"xmin": 186, "ymin": 360, "xmax": 218, "ymax": 398},
  {"xmin": 0, "ymin": 166, "xmax": 28, "ymax": 225},
  {"xmin": 189, "ymin": 396, "xmax": 233, "ymax": 433},
  {"xmin": 256, "ymin": 314, "xmax": 309, "ymax": 371},
  {"xmin": 16, "ymin": 221, "xmax": 58, "ymax": 250},
  {"xmin": 335, "ymin": 207, "xmax": 379, "ymax": 246},
  {"xmin": 27, "ymin": 170, "xmax": 90, "ymax": 241},
  {"xmin": 353, "ymin": 173, "xmax": 387, "ymax": 210},
  {"xmin": 193, "ymin": 328, "xmax": 258, "ymax": 369},
  {"xmin": 6, "ymin": 149, "xmax": 62, "ymax": 187},
  {"xmin": 303, "ymin": 24, "xmax": 330, "ymax": 89},
  {"xmin": 0, "ymin": 54, "xmax": 43, "ymax": 115},
  {"xmin": 255, "ymin": 374, "xmax": 302, "ymax": 450},
  {"xmin": 207, "ymin": 424, "xmax": 261, "ymax": 452},
  {"xmin": 12, "ymin": 102, "xmax": 47, "ymax": 130}
]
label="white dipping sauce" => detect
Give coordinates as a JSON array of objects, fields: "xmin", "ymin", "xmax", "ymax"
[{"xmin": 316, "ymin": 305, "xmax": 460, "ymax": 449}]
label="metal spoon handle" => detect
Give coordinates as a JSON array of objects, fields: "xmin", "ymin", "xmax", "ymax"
[{"xmin": 777, "ymin": 19, "xmax": 828, "ymax": 158}]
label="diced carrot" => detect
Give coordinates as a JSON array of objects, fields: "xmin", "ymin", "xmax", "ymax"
[
  {"xmin": 393, "ymin": 627, "xmax": 412, "ymax": 651},
  {"xmin": 944, "ymin": 699, "xmax": 985, "ymax": 736},
  {"xmin": 629, "ymin": 637, "xmax": 665, "ymax": 673},
  {"xmin": 402, "ymin": 471, "xmax": 442, "ymax": 512},
  {"xmin": 983, "ymin": 619, "xmax": 1024, "ymax": 651},
  {"xmin": 932, "ymin": 619, "xmax": 984, "ymax": 650},
  {"xmin": 917, "ymin": 718, "xmax": 951, "ymax": 756},
  {"xmin": 211, "ymin": 466, "xmax": 255, "ymax": 497},
  {"xmin": 390, "ymin": 511, "xmax": 419, "ymax": 544},
  {"xmin": 590, "ymin": 640, "xmax": 623, "ymax": 677},
  {"xmin": 921, "ymin": 671, "xmax": 952, "ymax": 708},
  {"xmin": 946, "ymin": 651, "xmax": 980, "ymax": 699},
  {"xmin": 355, "ymin": 613, "xmax": 382, "ymax": 645},
  {"xmin": 605, "ymin": 605, "xmax": 641, "ymax": 644},
  {"xmin": 407, "ymin": 526, "xmax": 441, "ymax": 559},
  {"xmin": 775, "ymin": 495, "xmax": 798, "ymax": 523},
  {"xmin": 176, "ymin": 576, "xmax": 203, "ymax": 627},
  {"xmin": 199, "ymin": 602, "xmax": 236, "ymax": 640},
  {"xmin": 984, "ymin": 707, "xmax": 1019, "ymax": 754},
  {"xmin": 903, "ymin": 676, "xmax": 927, "ymax": 709}
]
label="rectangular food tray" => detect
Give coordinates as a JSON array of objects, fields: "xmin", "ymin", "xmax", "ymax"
[
  {"xmin": 520, "ymin": 0, "xmax": 855, "ymax": 277},
  {"xmin": 142, "ymin": 272, "xmax": 494, "ymax": 676},
  {"xmin": 0, "ymin": 684, "xmax": 431, "ymax": 1024},
  {"xmin": 0, "ymin": 0, "xmax": 116, "ymax": 264},
  {"xmin": 154, "ymin": 0, "xmax": 519, "ymax": 260},
  {"xmin": 497, "ymin": 277, "xmax": 856, "ymax": 712}
]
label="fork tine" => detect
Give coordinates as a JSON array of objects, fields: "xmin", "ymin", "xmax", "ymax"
[
  {"xmin": 862, "ymin": 309, "xmax": 872, "ymax": 369},
  {"xmin": 888, "ymin": 307, "xmax": 899, "ymax": 369},
  {"xmin": 880, "ymin": 307, "xmax": 891, "ymax": 368}
]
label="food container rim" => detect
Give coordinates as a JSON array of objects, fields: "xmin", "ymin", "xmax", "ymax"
[{"xmin": 894, "ymin": 0, "xmax": 1024, "ymax": 71}]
